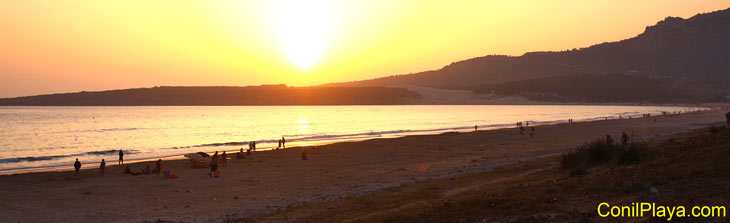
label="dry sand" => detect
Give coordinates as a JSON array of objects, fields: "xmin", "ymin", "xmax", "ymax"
[{"xmin": 0, "ymin": 110, "xmax": 726, "ymax": 223}]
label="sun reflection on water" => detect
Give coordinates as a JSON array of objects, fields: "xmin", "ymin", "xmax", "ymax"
[{"xmin": 297, "ymin": 116, "xmax": 309, "ymax": 133}]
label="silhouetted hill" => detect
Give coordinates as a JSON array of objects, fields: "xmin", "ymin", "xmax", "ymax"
[
  {"xmin": 472, "ymin": 74, "xmax": 727, "ymax": 103},
  {"xmin": 0, "ymin": 85, "xmax": 421, "ymax": 106},
  {"xmin": 329, "ymin": 8, "xmax": 730, "ymax": 102}
]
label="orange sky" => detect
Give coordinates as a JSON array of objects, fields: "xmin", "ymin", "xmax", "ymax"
[{"xmin": 1, "ymin": 0, "xmax": 728, "ymax": 98}]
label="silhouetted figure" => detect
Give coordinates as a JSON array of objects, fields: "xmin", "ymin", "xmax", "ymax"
[
  {"xmin": 278, "ymin": 139, "xmax": 282, "ymax": 149},
  {"xmin": 221, "ymin": 152, "xmax": 227, "ymax": 166},
  {"xmin": 212, "ymin": 151, "xmax": 219, "ymax": 165},
  {"xmin": 621, "ymin": 132, "xmax": 628, "ymax": 146},
  {"xmin": 209, "ymin": 156, "xmax": 219, "ymax": 178},
  {"xmin": 118, "ymin": 150, "xmax": 124, "ymax": 165},
  {"xmin": 155, "ymin": 159, "xmax": 162, "ymax": 176},
  {"xmin": 100, "ymin": 159, "xmax": 106, "ymax": 176},
  {"xmin": 236, "ymin": 148, "xmax": 244, "ymax": 159},
  {"xmin": 475, "ymin": 125, "xmax": 478, "ymax": 131},
  {"xmin": 530, "ymin": 127, "xmax": 535, "ymax": 138},
  {"xmin": 74, "ymin": 158, "xmax": 81, "ymax": 173},
  {"xmin": 282, "ymin": 137, "xmax": 286, "ymax": 148}
]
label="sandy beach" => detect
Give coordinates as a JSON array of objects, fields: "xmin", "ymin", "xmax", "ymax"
[{"xmin": 0, "ymin": 109, "xmax": 726, "ymax": 223}]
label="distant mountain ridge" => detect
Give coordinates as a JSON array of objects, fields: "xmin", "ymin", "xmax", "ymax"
[
  {"xmin": 0, "ymin": 85, "xmax": 421, "ymax": 106},
  {"xmin": 328, "ymin": 8, "xmax": 730, "ymax": 102}
]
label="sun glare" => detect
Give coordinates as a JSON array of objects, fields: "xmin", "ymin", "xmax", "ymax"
[{"xmin": 271, "ymin": 0, "xmax": 338, "ymax": 69}]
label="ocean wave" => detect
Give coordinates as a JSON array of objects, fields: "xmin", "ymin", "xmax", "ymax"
[
  {"xmin": 52, "ymin": 127, "xmax": 147, "ymax": 134},
  {"xmin": 0, "ymin": 149, "xmax": 138, "ymax": 163},
  {"xmin": 95, "ymin": 128, "xmax": 145, "ymax": 132},
  {"xmin": 85, "ymin": 149, "xmax": 125, "ymax": 155}
]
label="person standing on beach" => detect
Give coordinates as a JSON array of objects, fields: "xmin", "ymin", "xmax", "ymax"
[
  {"xmin": 221, "ymin": 152, "xmax": 227, "ymax": 166},
  {"xmin": 209, "ymin": 160, "xmax": 218, "ymax": 178},
  {"xmin": 475, "ymin": 125, "xmax": 478, "ymax": 131},
  {"xmin": 118, "ymin": 150, "xmax": 124, "ymax": 165},
  {"xmin": 237, "ymin": 148, "xmax": 244, "ymax": 159},
  {"xmin": 155, "ymin": 159, "xmax": 162, "ymax": 176},
  {"xmin": 282, "ymin": 136, "xmax": 286, "ymax": 148},
  {"xmin": 74, "ymin": 158, "xmax": 81, "ymax": 173},
  {"xmin": 209, "ymin": 152, "xmax": 219, "ymax": 178},
  {"xmin": 278, "ymin": 139, "xmax": 282, "ymax": 149},
  {"xmin": 100, "ymin": 159, "xmax": 106, "ymax": 176},
  {"xmin": 621, "ymin": 132, "xmax": 629, "ymax": 146},
  {"xmin": 530, "ymin": 127, "xmax": 535, "ymax": 138}
]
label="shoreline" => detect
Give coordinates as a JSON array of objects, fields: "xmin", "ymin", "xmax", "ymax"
[
  {"xmin": 0, "ymin": 109, "xmax": 725, "ymax": 222},
  {"xmin": 0, "ymin": 106, "xmax": 708, "ymax": 176}
]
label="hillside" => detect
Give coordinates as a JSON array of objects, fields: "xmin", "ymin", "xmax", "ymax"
[
  {"xmin": 329, "ymin": 8, "xmax": 730, "ymax": 102},
  {"xmin": 471, "ymin": 74, "xmax": 727, "ymax": 103},
  {"xmin": 0, "ymin": 85, "xmax": 421, "ymax": 106}
]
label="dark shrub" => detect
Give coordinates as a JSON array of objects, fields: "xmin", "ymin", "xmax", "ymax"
[
  {"xmin": 561, "ymin": 139, "xmax": 650, "ymax": 175},
  {"xmin": 617, "ymin": 143, "xmax": 649, "ymax": 165},
  {"xmin": 560, "ymin": 139, "xmax": 616, "ymax": 171}
]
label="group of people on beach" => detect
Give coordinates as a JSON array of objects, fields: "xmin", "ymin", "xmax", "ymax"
[
  {"xmin": 515, "ymin": 121, "xmax": 535, "ymax": 137},
  {"xmin": 277, "ymin": 136, "xmax": 286, "ymax": 149},
  {"xmin": 515, "ymin": 121, "xmax": 529, "ymax": 127},
  {"xmin": 208, "ymin": 136, "xmax": 287, "ymax": 178},
  {"xmin": 249, "ymin": 141, "xmax": 257, "ymax": 151},
  {"xmin": 605, "ymin": 131, "xmax": 630, "ymax": 146},
  {"xmin": 73, "ymin": 149, "xmax": 165, "ymax": 177}
]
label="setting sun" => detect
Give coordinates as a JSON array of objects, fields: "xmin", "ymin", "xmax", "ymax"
[
  {"xmin": 270, "ymin": 0, "xmax": 339, "ymax": 69},
  {"xmin": 0, "ymin": 0, "xmax": 728, "ymax": 97},
  {"xmin": 1, "ymin": 1, "xmax": 730, "ymax": 222}
]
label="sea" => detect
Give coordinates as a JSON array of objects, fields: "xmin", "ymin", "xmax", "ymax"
[{"xmin": 0, "ymin": 105, "xmax": 700, "ymax": 174}]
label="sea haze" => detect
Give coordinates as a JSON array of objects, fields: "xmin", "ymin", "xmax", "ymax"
[{"xmin": 0, "ymin": 105, "xmax": 699, "ymax": 174}]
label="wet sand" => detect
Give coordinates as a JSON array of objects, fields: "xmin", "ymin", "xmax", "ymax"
[{"xmin": 0, "ymin": 109, "xmax": 725, "ymax": 223}]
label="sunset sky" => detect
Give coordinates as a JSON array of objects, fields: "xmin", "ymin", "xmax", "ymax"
[{"xmin": 1, "ymin": 0, "xmax": 728, "ymax": 98}]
